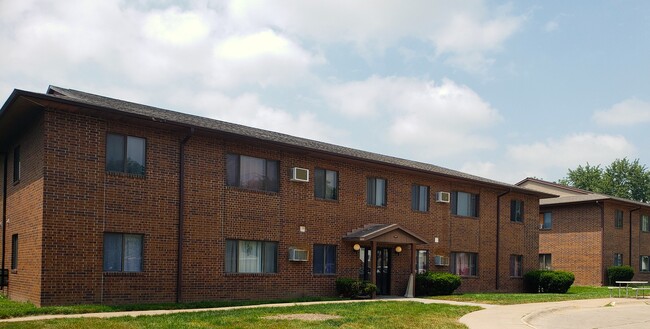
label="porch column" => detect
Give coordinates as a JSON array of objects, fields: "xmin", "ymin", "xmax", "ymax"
[
  {"xmin": 371, "ymin": 241, "xmax": 377, "ymax": 298},
  {"xmin": 408, "ymin": 243, "xmax": 416, "ymax": 297}
]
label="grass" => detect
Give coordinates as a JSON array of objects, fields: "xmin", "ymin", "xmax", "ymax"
[
  {"xmin": 0, "ymin": 301, "xmax": 480, "ymax": 329},
  {"xmin": 433, "ymin": 286, "xmax": 612, "ymax": 305},
  {"xmin": 0, "ymin": 295, "xmax": 339, "ymax": 319}
]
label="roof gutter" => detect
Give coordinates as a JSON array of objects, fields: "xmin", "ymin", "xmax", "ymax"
[
  {"xmin": 176, "ymin": 128, "xmax": 194, "ymax": 303},
  {"xmin": 495, "ymin": 189, "xmax": 511, "ymax": 290}
]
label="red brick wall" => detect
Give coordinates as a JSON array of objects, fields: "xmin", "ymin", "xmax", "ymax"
[
  {"xmin": 6, "ymin": 107, "xmax": 541, "ymax": 305},
  {"xmin": 539, "ymin": 203, "xmax": 603, "ymax": 286},
  {"xmin": 3, "ymin": 114, "xmax": 44, "ymax": 304}
]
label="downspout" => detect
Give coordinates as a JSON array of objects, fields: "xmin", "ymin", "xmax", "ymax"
[
  {"xmin": 495, "ymin": 189, "xmax": 510, "ymax": 290},
  {"xmin": 597, "ymin": 201, "xmax": 605, "ymax": 285},
  {"xmin": 629, "ymin": 208, "xmax": 640, "ymax": 267},
  {"xmin": 1, "ymin": 153, "xmax": 7, "ymax": 288},
  {"xmin": 176, "ymin": 128, "xmax": 194, "ymax": 303}
]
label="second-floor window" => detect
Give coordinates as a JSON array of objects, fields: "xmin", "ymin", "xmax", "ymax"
[
  {"xmin": 451, "ymin": 191, "xmax": 479, "ymax": 217},
  {"xmin": 314, "ymin": 168, "xmax": 338, "ymax": 200},
  {"xmin": 615, "ymin": 210, "xmax": 624, "ymax": 228},
  {"xmin": 642, "ymin": 215, "xmax": 649, "ymax": 232},
  {"xmin": 540, "ymin": 212, "xmax": 552, "ymax": 230},
  {"xmin": 226, "ymin": 154, "xmax": 279, "ymax": 192},
  {"xmin": 366, "ymin": 177, "xmax": 387, "ymax": 206},
  {"xmin": 411, "ymin": 184, "xmax": 429, "ymax": 212},
  {"xmin": 106, "ymin": 134, "xmax": 146, "ymax": 175},
  {"xmin": 511, "ymin": 200, "xmax": 524, "ymax": 222}
]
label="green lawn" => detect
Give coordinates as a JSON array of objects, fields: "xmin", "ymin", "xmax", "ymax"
[
  {"xmin": 0, "ymin": 295, "xmax": 338, "ymax": 319},
  {"xmin": 434, "ymin": 286, "xmax": 612, "ymax": 305},
  {"xmin": 0, "ymin": 302, "xmax": 479, "ymax": 329}
]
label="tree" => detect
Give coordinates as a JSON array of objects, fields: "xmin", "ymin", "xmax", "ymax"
[{"xmin": 558, "ymin": 158, "xmax": 650, "ymax": 203}]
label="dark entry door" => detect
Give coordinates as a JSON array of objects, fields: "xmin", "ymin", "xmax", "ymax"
[
  {"xmin": 375, "ymin": 248, "xmax": 391, "ymax": 295},
  {"xmin": 359, "ymin": 247, "xmax": 391, "ymax": 295}
]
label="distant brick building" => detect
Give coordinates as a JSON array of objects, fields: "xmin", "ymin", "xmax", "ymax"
[
  {"xmin": 517, "ymin": 178, "xmax": 650, "ymax": 286},
  {"xmin": 0, "ymin": 86, "xmax": 549, "ymax": 306}
]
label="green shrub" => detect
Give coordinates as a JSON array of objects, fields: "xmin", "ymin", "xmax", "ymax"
[
  {"xmin": 335, "ymin": 278, "xmax": 376, "ymax": 297},
  {"xmin": 524, "ymin": 270, "xmax": 575, "ymax": 293},
  {"xmin": 415, "ymin": 272, "xmax": 461, "ymax": 296},
  {"xmin": 523, "ymin": 270, "xmax": 546, "ymax": 293},
  {"xmin": 606, "ymin": 266, "xmax": 634, "ymax": 285}
]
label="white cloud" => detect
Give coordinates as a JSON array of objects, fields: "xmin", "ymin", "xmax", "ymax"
[
  {"xmin": 506, "ymin": 133, "xmax": 636, "ymax": 179},
  {"xmin": 592, "ymin": 99, "xmax": 650, "ymax": 126},
  {"xmin": 322, "ymin": 76, "xmax": 501, "ymax": 156},
  {"xmin": 231, "ymin": 0, "xmax": 524, "ymax": 72},
  {"xmin": 143, "ymin": 8, "xmax": 210, "ymax": 46}
]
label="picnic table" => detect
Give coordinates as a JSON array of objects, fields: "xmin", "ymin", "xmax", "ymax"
[{"xmin": 614, "ymin": 281, "xmax": 648, "ymax": 298}]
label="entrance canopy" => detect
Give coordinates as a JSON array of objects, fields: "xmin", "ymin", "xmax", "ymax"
[{"xmin": 343, "ymin": 223, "xmax": 428, "ymax": 245}]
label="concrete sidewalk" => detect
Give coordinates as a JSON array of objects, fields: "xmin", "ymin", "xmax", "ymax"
[
  {"xmin": 0, "ymin": 297, "xmax": 490, "ymax": 323},
  {"xmin": 460, "ymin": 298, "xmax": 650, "ymax": 329}
]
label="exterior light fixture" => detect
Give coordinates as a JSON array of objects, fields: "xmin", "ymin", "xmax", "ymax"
[
  {"xmin": 353, "ymin": 243, "xmax": 361, "ymax": 251},
  {"xmin": 395, "ymin": 246, "xmax": 403, "ymax": 254}
]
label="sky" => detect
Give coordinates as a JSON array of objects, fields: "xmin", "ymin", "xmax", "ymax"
[{"xmin": 1, "ymin": 0, "xmax": 649, "ymax": 184}]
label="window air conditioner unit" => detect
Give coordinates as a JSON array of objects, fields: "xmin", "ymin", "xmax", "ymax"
[
  {"xmin": 435, "ymin": 191, "xmax": 450, "ymax": 203},
  {"xmin": 434, "ymin": 255, "xmax": 450, "ymax": 266},
  {"xmin": 288, "ymin": 247, "xmax": 308, "ymax": 261},
  {"xmin": 290, "ymin": 167, "xmax": 309, "ymax": 182}
]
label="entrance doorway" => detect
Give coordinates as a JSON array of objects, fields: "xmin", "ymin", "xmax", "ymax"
[{"xmin": 359, "ymin": 247, "xmax": 391, "ymax": 295}]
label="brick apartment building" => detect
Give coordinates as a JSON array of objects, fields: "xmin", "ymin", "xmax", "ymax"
[
  {"xmin": 517, "ymin": 178, "xmax": 650, "ymax": 286},
  {"xmin": 0, "ymin": 86, "xmax": 551, "ymax": 306}
]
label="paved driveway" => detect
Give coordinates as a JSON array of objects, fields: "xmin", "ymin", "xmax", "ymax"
[{"xmin": 460, "ymin": 298, "xmax": 650, "ymax": 329}]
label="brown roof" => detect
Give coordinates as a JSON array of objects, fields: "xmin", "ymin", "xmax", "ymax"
[
  {"xmin": 0, "ymin": 86, "xmax": 552, "ymax": 198},
  {"xmin": 343, "ymin": 224, "xmax": 428, "ymax": 245}
]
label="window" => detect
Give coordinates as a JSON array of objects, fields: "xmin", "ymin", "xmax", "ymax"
[
  {"xmin": 540, "ymin": 212, "xmax": 552, "ymax": 230},
  {"xmin": 510, "ymin": 255, "xmax": 523, "ymax": 277},
  {"xmin": 11, "ymin": 234, "xmax": 18, "ymax": 270},
  {"xmin": 641, "ymin": 256, "xmax": 650, "ymax": 272},
  {"xmin": 510, "ymin": 200, "xmax": 524, "ymax": 222},
  {"xmin": 416, "ymin": 250, "xmax": 429, "ymax": 274},
  {"xmin": 225, "ymin": 240, "xmax": 277, "ymax": 273},
  {"xmin": 451, "ymin": 252, "xmax": 477, "ymax": 276},
  {"xmin": 314, "ymin": 169, "xmax": 338, "ymax": 200},
  {"xmin": 614, "ymin": 253, "xmax": 623, "ymax": 266},
  {"xmin": 615, "ymin": 210, "xmax": 624, "ymax": 228},
  {"xmin": 642, "ymin": 215, "xmax": 650, "ymax": 232},
  {"xmin": 13, "ymin": 146, "xmax": 20, "ymax": 183},
  {"xmin": 103, "ymin": 233, "xmax": 143, "ymax": 272},
  {"xmin": 106, "ymin": 134, "xmax": 146, "ymax": 175},
  {"xmin": 539, "ymin": 254, "xmax": 552, "ymax": 270},
  {"xmin": 451, "ymin": 191, "xmax": 479, "ymax": 217},
  {"xmin": 366, "ymin": 177, "xmax": 387, "ymax": 206},
  {"xmin": 411, "ymin": 185, "xmax": 429, "ymax": 212},
  {"xmin": 226, "ymin": 154, "xmax": 279, "ymax": 192},
  {"xmin": 313, "ymin": 244, "xmax": 336, "ymax": 274}
]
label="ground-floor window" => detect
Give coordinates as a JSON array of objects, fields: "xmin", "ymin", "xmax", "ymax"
[
  {"xmin": 450, "ymin": 252, "xmax": 477, "ymax": 276},
  {"xmin": 11, "ymin": 234, "xmax": 18, "ymax": 270},
  {"xmin": 539, "ymin": 254, "xmax": 552, "ymax": 270},
  {"xmin": 226, "ymin": 240, "xmax": 278, "ymax": 273},
  {"xmin": 416, "ymin": 250, "xmax": 429, "ymax": 274},
  {"xmin": 103, "ymin": 233, "xmax": 143, "ymax": 272},
  {"xmin": 641, "ymin": 256, "xmax": 650, "ymax": 272},
  {"xmin": 510, "ymin": 254, "xmax": 523, "ymax": 277},
  {"xmin": 313, "ymin": 244, "xmax": 336, "ymax": 274},
  {"xmin": 614, "ymin": 253, "xmax": 623, "ymax": 266}
]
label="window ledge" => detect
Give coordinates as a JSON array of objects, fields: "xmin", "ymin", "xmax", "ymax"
[
  {"xmin": 10, "ymin": 270, "xmax": 17, "ymax": 274},
  {"xmin": 313, "ymin": 273, "xmax": 337, "ymax": 277},
  {"xmin": 510, "ymin": 221, "xmax": 524, "ymax": 224},
  {"xmin": 106, "ymin": 171, "xmax": 146, "ymax": 179},
  {"xmin": 315, "ymin": 198, "xmax": 339, "ymax": 203},
  {"xmin": 452, "ymin": 215, "xmax": 479, "ymax": 220},
  {"xmin": 540, "ymin": 228, "xmax": 552, "ymax": 231},
  {"xmin": 225, "ymin": 186, "xmax": 279, "ymax": 195},
  {"xmin": 224, "ymin": 272, "xmax": 279, "ymax": 277},
  {"xmin": 411, "ymin": 210, "xmax": 429, "ymax": 214},
  {"xmin": 103, "ymin": 271, "xmax": 143, "ymax": 277},
  {"xmin": 509, "ymin": 276, "xmax": 523, "ymax": 279},
  {"xmin": 366, "ymin": 204, "xmax": 387, "ymax": 209},
  {"xmin": 12, "ymin": 180, "xmax": 20, "ymax": 186}
]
